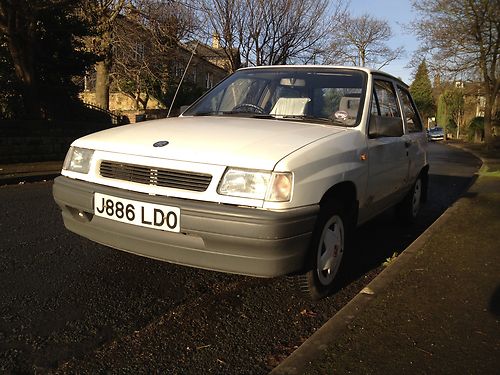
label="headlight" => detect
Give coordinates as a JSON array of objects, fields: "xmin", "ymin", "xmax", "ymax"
[
  {"xmin": 218, "ymin": 168, "xmax": 293, "ymax": 202},
  {"xmin": 63, "ymin": 147, "xmax": 94, "ymax": 174}
]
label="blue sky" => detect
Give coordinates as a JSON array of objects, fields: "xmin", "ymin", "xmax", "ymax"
[{"xmin": 347, "ymin": 0, "xmax": 420, "ymax": 84}]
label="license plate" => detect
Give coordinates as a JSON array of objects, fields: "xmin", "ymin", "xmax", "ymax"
[{"xmin": 94, "ymin": 193, "xmax": 180, "ymax": 233}]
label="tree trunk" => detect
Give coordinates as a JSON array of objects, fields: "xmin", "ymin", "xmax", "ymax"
[
  {"xmin": 14, "ymin": 60, "xmax": 41, "ymax": 118},
  {"xmin": 141, "ymin": 92, "xmax": 149, "ymax": 110},
  {"xmin": 360, "ymin": 48, "xmax": 366, "ymax": 66},
  {"xmin": 20, "ymin": 82, "xmax": 42, "ymax": 118},
  {"xmin": 95, "ymin": 60, "xmax": 111, "ymax": 110},
  {"xmin": 483, "ymin": 94, "xmax": 493, "ymax": 147}
]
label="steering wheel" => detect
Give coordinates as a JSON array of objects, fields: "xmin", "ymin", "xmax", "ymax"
[{"xmin": 232, "ymin": 103, "xmax": 265, "ymax": 114}]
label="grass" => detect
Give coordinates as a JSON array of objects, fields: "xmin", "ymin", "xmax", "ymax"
[
  {"xmin": 479, "ymin": 165, "xmax": 500, "ymax": 177},
  {"xmin": 382, "ymin": 252, "xmax": 399, "ymax": 267}
]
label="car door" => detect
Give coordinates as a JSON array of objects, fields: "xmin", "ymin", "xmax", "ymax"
[
  {"xmin": 363, "ymin": 78, "xmax": 407, "ymax": 221},
  {"xmin": 396, "ymin": 85, "xmax": 427, "ymax": 189}
]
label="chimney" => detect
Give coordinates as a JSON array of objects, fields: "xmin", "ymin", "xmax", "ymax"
[{"xmin": 212, "ymin": 32, "xmax": 220, "ymax": 49}]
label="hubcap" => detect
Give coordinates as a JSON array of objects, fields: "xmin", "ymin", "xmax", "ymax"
[
  {"xmin": 316, "ymin": 215, "xmax": 344, "ymax": 286},
  {"xmin": 412, "ymin": 179, "xmax": 422, "ymax": 217}
]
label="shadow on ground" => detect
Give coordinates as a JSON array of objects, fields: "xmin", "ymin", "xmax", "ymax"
[{"xmin": 333, "ymin": 172, "xmax": 478, "ymax": 294}]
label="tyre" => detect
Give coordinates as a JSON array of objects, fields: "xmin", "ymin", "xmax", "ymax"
[
  {"xmin": 295, "ymin": 201, "xmax": 347, "ymax": 300},
  {"xmin": 396, "ymin": 176, "xmax": 423, "ymax": 224}
]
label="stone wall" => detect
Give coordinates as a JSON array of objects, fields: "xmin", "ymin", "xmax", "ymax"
[
  {"xmin": 0, "ymin": 121, "xmax": 115, "ymax": 164},
  {"xmin": 80, "ymin": 92, "xmax": 164, "ymax": 112}
]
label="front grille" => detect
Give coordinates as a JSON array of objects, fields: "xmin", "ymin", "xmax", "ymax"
[{"xmin": 99, "ymin": 161, "xmax": 212, "ymax": 192}]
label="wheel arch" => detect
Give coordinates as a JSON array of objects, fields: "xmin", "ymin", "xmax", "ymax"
[{"xmin": 319, "ymin": 181, "xmax": 359, "ymax": 228}]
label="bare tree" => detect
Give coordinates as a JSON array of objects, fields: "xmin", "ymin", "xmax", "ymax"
[
  {"xmin": 199, "ymin": 0, "xmax": 341, "ymax": 68},
  {"xmin": 412, "ymin": 0, "xmax": 499, "ymax": 147},
  {"xmin": 80, "ymin": 0, "xmax": 126, "ymax": 110},
  {"xmin": 111, "ymin": 1, "xmax": 196, "ymax": 109},
  {"xmin": 328, "ymin": 13, "xmax": 404, "ymax": 69},
  {"xmin": 198, "ymin": 0, "xmax": 244, "ymax": 72},
  {"xmin": 255, "ymin": 0, "xmax": 333, "ymax": 65},
  {"xmin": 112, "ymin": 11, "xmax": 157, "ymax": 110}
]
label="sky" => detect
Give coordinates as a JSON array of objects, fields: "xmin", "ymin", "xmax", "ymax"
[{"xmin": 347, "ymin": 0, "xmax": 420, "ymax": 84}]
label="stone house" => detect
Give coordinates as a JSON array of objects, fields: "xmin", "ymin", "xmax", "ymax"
[{"xmin": 80, "ymin": 17, "xmax": 230, "ymax": 120}]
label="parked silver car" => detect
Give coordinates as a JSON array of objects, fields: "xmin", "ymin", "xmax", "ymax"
[{"xmin": 427, "ymin": 126, "xmax": 445, "ymax": 141}]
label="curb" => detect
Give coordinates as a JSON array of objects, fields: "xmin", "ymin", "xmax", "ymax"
[
  {"xmin": 0, "ymin": 172, "xmax": 60, "ymax": 186},
  {"xmin": 270, "ymin": 145, "xmax": 486, "ymax": 375}
]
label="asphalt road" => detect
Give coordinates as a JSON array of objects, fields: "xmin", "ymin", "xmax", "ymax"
[{"xmin": 0, "ymin": 143, "xmax": 481, "ymax": 374}]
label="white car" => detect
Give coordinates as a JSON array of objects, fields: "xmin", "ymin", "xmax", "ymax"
[{"xmin": 53, "ymin": 66, "xmax": 428, "ymax": 300}]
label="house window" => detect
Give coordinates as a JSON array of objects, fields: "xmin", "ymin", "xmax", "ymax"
[
  {"xmin": 206, "ymin": 72, "xmax": 213, "ymax": 89},
  {"xmin": 174, "ymin": 62, "xmax": 184, "ymax": 77},
  {"xmin": 133, "ymin": 43, "xmax": 145, "ymax": 61}
]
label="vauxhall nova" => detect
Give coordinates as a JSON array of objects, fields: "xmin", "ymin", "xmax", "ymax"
[{"xmin": 53, "ymin": 66, "xmax": 428, "ymax": 299}]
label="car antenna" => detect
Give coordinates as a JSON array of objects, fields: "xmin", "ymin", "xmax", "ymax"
[{"xmin": 167, "ymin": 41, "xmax": 198, "ymax": 118}]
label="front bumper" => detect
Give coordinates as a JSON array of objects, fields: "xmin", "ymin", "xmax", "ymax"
[
  {"xmin": 428, "ymin": 135, "xmax": 444, "ymax": 141},
  {"xmin": 53, "ymin": 176, "xmax": 318, "ymax": 277}
]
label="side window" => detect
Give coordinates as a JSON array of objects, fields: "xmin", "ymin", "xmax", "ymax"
[
  {"xmin": 369, "ymin": 79, "xmax": 403, "ymax": 138},
  {"xmin": 397, "ymin": 86, "xmax": 423, "ymax": 133},
  {"xmin": 373, "ymin": 80, "xmax": 400, "ymax": 117}
]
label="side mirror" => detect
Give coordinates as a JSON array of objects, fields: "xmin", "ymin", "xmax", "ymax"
[{"xmin": 369, "ymin": 114, "xmax": 404, "ymax": 138}]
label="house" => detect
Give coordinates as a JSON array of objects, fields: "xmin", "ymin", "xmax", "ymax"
[
  {"xmin": 186, "ymin": 34, "xmax": 241, "ymax": 73},
  {"xmin": 80, "ymin": 16, "xmax": 230, "ymax": 121},
  {"xmin": 436, "ymin": 80, "xmax": 499, "ymax": 139}
]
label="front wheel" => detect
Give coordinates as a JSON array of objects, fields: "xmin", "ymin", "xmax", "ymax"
[{"xmin": 295, "ymin": 202, "xmax": 347, "ymax": 300}]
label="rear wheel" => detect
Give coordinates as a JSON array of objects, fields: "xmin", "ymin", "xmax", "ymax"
[
  {"xmin": 397, "ymin": 176, "xmax": 422, "ymax": 223},
  {"xmin": 296, "ymin": 201, "xmax": 346, "ymax": 300}
]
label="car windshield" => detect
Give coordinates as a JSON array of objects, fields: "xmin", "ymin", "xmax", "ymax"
[
  {"xmin": 183, "ymin": 68, "xmax": 367, "ymax": 127},
  {"xmin": 430, "ymin": 127, "xmax": 443, "ymax": 132}
]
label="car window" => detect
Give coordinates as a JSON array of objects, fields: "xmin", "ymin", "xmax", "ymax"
[
  {"xmin": 372, "ymin": 80, "xmax": 400, "ymax": 117},
  {"xmin": 368, "ymin": 79, "xmax": 403, "ymax": 138},
  {"xmin": 397, "ymin": 86, "xmax": 423, "ymax": 133},
  {"xmin": 370, "ymin": 93, "xmax": 380, "ymax": 116}
]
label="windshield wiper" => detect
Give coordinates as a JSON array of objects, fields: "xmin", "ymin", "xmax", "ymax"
[
  {"xmin": 192, "ymin": 111, "xmax": 221, "ymax": 116},
  {"xmin": 278, "ymin": 115, "xmax": 353, "ymax": 127},
  {"xmin": 278, "ymin": 115, "xmax": 332, "ymax": 123},
  {"xmin": 193, "ymin": 111, "xmax": 274, "ymax": 119}
]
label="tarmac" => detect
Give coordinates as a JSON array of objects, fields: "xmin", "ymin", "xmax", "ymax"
[{"xmin": 1, "ymin": 144, "xmax": 499, "ymax": 374}]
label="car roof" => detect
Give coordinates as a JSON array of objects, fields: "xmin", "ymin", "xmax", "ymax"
[{"xmin": 237, "ymin": 65, "xmax": 409, "ymax": 87}]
